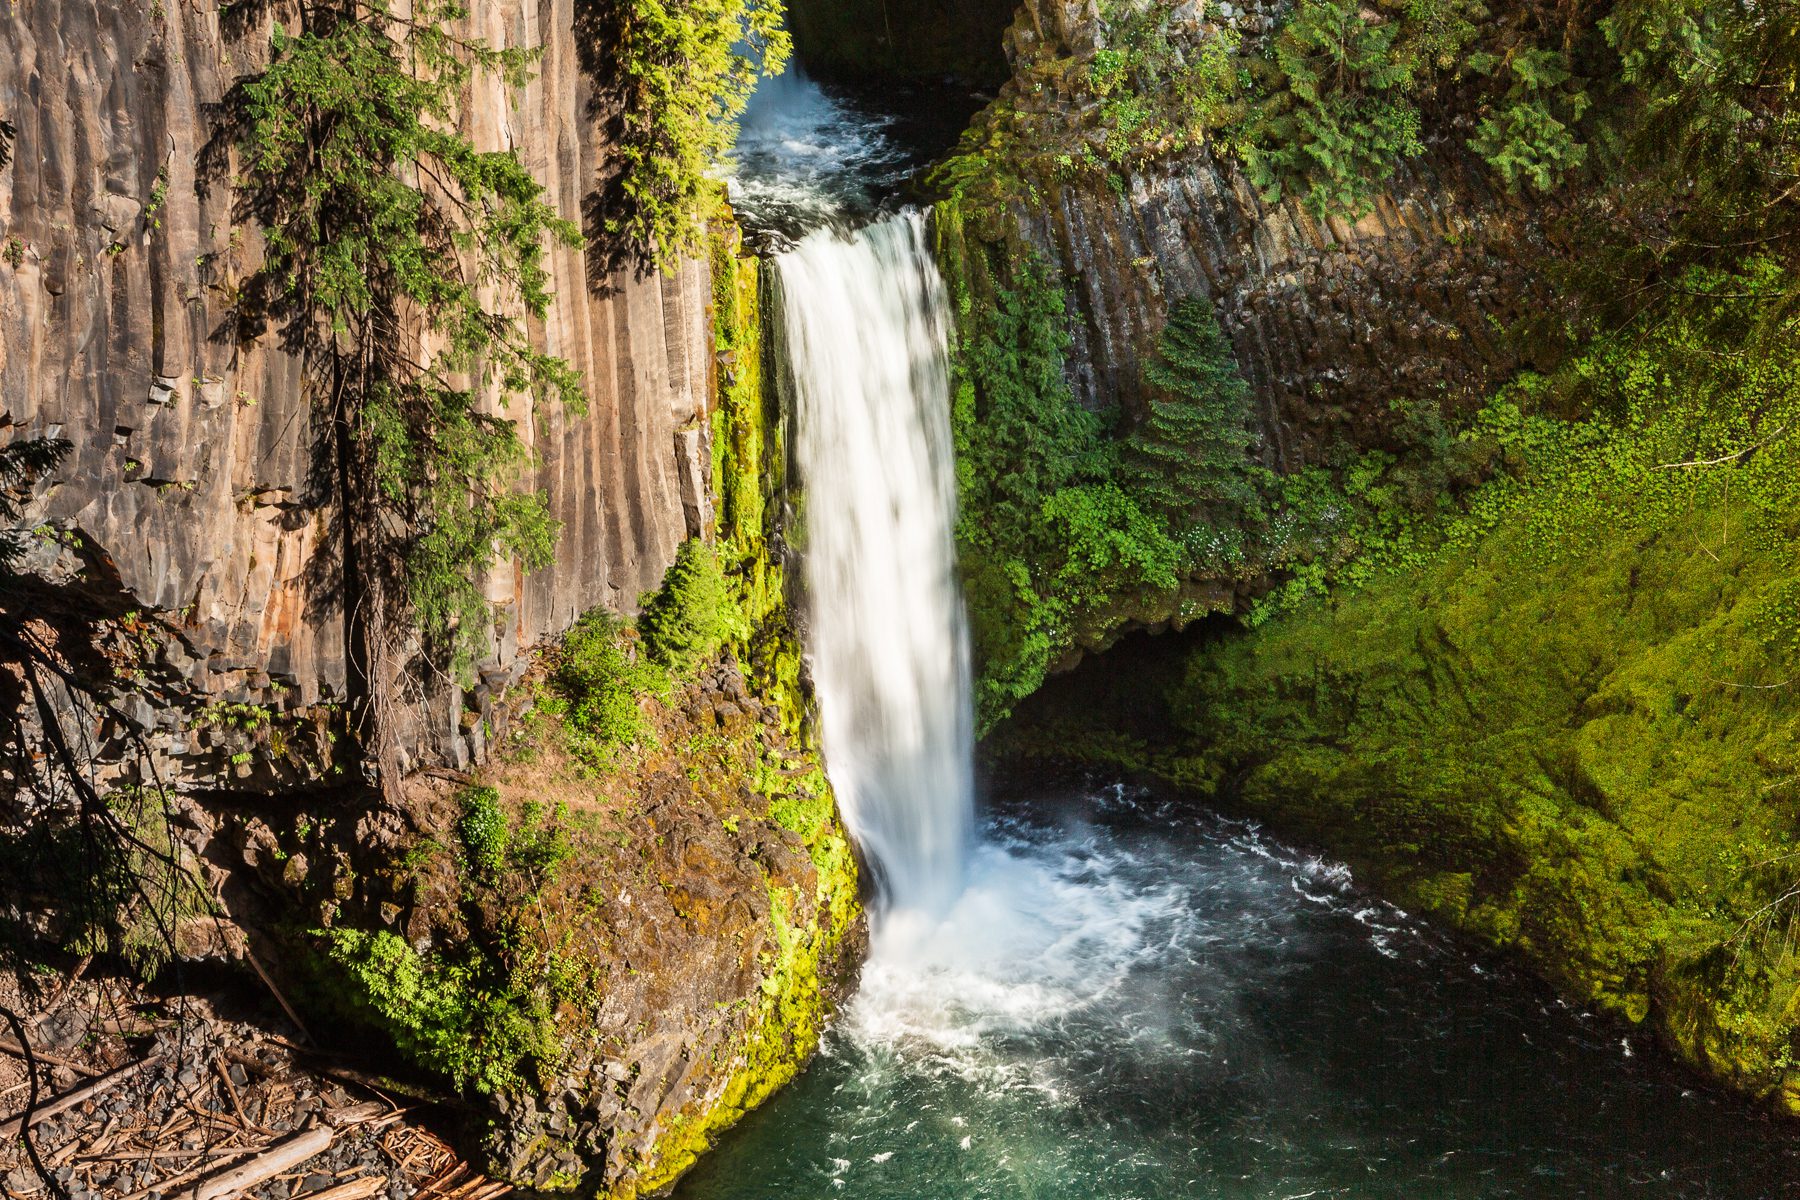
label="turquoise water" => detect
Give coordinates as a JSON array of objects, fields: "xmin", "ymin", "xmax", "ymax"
[{"xmin": 677, "ymin": 781, "xmax": 1800, "ymax": 1200}]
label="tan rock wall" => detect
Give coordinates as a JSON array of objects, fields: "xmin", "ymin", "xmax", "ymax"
[{"xmin": 0, "ymin": 0, "xmax": 710, "ymax": 761}]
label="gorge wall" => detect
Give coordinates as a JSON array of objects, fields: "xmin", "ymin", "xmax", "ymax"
[
  {"xmin": 948, "ymin": 0, "xmax": 1555, "ymax": 468},
  {"xmin": 783, "ymin": 0, "xmax": 1016, "ymax": 84},
  {"xmin": 958, "ymin": 0, "xmax": 1800, "ymax": 1126},
  {"xmin": 1, "ymin": 2, "xmax": 866, "ymax": 1193},
  {"xmin": 0, "ymin": 0, "xmax": 712, "ymax": 776}
]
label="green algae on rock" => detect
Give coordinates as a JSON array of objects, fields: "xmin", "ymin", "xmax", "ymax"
[{"xmin": 288, "ymin": 224, "xmax": 863, "ymax": 1195}]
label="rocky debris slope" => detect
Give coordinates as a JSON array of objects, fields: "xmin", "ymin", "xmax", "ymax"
[
  {"xmin": 141, "ymin": 646, "xmax": 865, "ymax": 1193},
  {"xmin": 0, "ymin": 979, "xmax": 499, "ymax": 1200}
]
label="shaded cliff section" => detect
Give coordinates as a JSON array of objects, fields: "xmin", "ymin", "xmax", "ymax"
[
  {"xmin": 942, "ymin": 0, "xmax": 1560, "ymax": 471},
  {"xmin": 0, "ymin": 0, "xmax": 713, "ymax": 785},
  {"xmin": 784, "ymin": 0, "xmax": 1016, "ymax": 85}
]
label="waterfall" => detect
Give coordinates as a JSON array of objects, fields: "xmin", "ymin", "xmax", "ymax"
[{"xmin": 776, "ymin": 212, "xmax": 975, "ymax": 915}]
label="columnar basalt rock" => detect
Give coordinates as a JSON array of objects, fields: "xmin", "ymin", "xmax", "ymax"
[
  {"xmin": 970, "ymin": 0, "xmax": 1553, "ymax": 469},
  {"xmin": 0, "ymin": 0, "xmax": 712, "ymax": 775},
  {"xmin": 1011, "ymin": 155, "xmax": 1544, "ymax": 470},
  {"xmin": 0, "ymin": 5, "xmax": 861, "ymax": 1193}
]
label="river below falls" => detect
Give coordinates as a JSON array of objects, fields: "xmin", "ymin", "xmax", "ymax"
[{"xmin": 676, "ymin": 780, "xmax": 1800, "ymax": 1199}]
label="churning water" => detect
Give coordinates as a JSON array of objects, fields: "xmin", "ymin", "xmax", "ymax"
[
  {"xmin": 728, "ymin": 66, "xmax": 915, "ymax": 248},
  {"xmin": 677, "ymin": 785, "xmax": 1800, "ymax": 1199},
  {"xmin": 778, "ymin": 213, "xmax": 974, "ymax": 914}
]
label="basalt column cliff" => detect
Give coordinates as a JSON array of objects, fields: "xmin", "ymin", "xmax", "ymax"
[{"xmin": 0, "ymin": 0, "xmax": 861, "ymax": 1192}]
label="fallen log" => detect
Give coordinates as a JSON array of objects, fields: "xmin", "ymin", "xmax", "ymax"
[
  {"xmin": 0, "ymin": 1053, "xmax": 158, "ymax": 1139},
  {"xmin": 182, "ymin": 1102, "xmax": 387, "ymax": 1200},
  {"xmin": 185, "ymin": 1124, "xmax": 334, "ymax": 1200},
  {"xmin": 296, "ymin": 1175, "xmax": 389, "ymax": 1200}
]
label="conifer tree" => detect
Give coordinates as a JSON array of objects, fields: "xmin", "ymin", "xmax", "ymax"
[{"xmin": 1122, "ymin": 297, "xmax": 1257, "ymax": 534}]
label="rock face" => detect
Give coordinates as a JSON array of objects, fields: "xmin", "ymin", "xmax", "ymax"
[
  {"xmin": 0, "ymin": 0, "xmax": 712, "ymax": 769},
  {"xmin": 784, "ymin": 0, "xmax": 1017, "ymax": 84},
  {"xmin": 205, "ymin": 651, "xmax": 864, "ymax": 1194},
  {"xmin": 960, "ymin": 0, "xmax": 1555, "ymax": 468},
  {"xmin": 1012, "ymin": 157, "xmax": 1547, "ymax": 469},
  {"xmin": 0, "ymin": 5, "xmax": 862, "ymax": 1195}
]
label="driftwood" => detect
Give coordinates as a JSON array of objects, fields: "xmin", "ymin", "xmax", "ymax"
[
  {"xmin": 0, "ymin": 1036, "xmax": 98, "ymax": 1075},
  {"xmin": 181, "ymin": 1103, "xmax": 388, "ymax": 1200},
  {"xmin": 0, "ymin": 1053, "xmax": 158, "ymax": 1138},
  {"xmin": 184, "ymin": 1124, "xmax": 335, "ymax": 1200},
  {"xmin": 414, "ymin": 1164, "xmax": 514, "ymax": 1200},
  {"xmin": 296, "ymin": 1176, "xmax": 390, "ymax": 1200}
]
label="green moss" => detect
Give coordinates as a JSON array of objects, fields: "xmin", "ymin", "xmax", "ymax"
[
  {"xmin": 1003, "ymin": 274, "xmax": 1800, "ymax": 1104},
  {"xmin": 627, "ymin": 871, "xmax": 858, "ymax": 1197}
]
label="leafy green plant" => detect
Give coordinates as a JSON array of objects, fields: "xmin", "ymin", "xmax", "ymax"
[
  {"xmin": 1240, "ymin": 0, "xmax": 1467, "ymax": 218},
  {"xmin": 322, "ymin": 789, "xmax": 576, "ymax": 1095},
  {"xmin": 322, "ymin": 926, "xmax": 559, "ymax": 1095},
  {"xmin": 1467, "ymin": 47, "xmax": 1589, "ymax": 192},
  {"xmin": 144, "ymin": 166, "xmax": 169, "ymax": 228},
  {"xmin": 545, "ymin": 608, "xmax": 668, "ymax": 766},
  {"xmin": 455, "ymin": 785, "xmax": 509, "ymax": 881},
  {"xmin": 1087, "ymin": 1, "xmax": 1242, "ymax": 166}
]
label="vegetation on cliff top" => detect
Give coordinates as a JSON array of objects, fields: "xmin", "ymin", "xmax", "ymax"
[
  {"xmin": 599, "ymin": 0, "xmax": 791, "ymax": 269},
  {"xmin": 935, "ymin": 202, "xmax": 1503, "ymax": 730},
  {"xmin": 938, "ymin": 0, "xmax": 1782, "ymax": 222},
  {"xmin": 937, "ymin": 0, "xmax": 1799, "ymax": 727}
]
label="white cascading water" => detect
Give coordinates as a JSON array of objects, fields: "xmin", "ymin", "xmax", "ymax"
[{"xmin": 776, "ymin": 212, "xmax": 975, "ymax": 915}]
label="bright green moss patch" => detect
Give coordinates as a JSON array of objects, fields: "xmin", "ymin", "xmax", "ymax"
[{"xmin": 1000, "ymin": 271, "xmax": 1800, "ymax": 1103}]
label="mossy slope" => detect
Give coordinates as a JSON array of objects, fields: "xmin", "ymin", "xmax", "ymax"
[
  {"xmin": 294, "ymin": 223, "xmax": 863, "ymax": 1194},
  {"xmin": 1005, "ymin": 451, "xmax": 1800, "ymax": 1109}
]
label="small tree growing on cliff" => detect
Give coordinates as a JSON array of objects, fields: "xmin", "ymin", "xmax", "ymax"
[
  {"xmin": 238, "ymin": 0, "xmax": 584, "ymax": 775},
  {"xmin": 639, "ymin": 537, "xmax": 741, "ymax": 675},
  {"xmin": 1121, "ymin": 297, "xmax": 1258, "ymax": 563}
]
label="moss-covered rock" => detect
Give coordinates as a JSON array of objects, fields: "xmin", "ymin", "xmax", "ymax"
[
  {"xmin": 286, "ymin": 220, "xmax": 864, "ymax": 1195},
  {"xmin": 1001, "ymin": 448, "xmax": 1800, "ymax": 1110}
]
